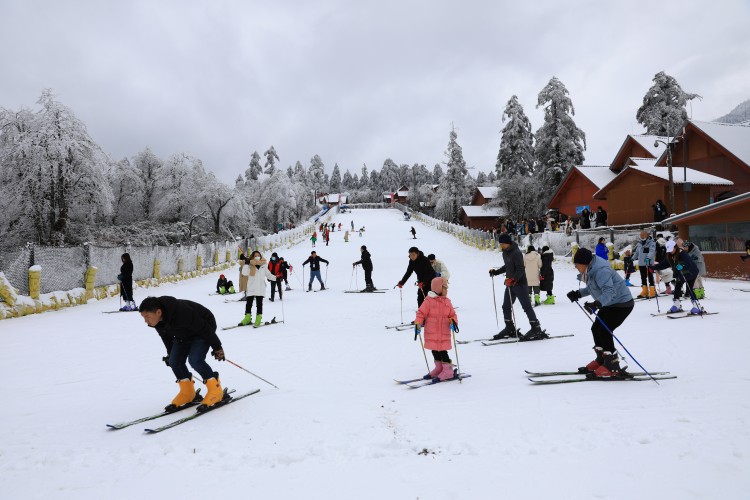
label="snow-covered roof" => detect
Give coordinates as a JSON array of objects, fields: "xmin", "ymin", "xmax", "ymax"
[
  {"xmin": 689, "ymin": 120, "xmax": 750, "ymax": 167},
  {"xmin": 630, "ymin": 165, "xmax": 733, "ymax": 185},
  {"xmin": 461, "ymin": 205, "xmax": 506, "ymax": 218},
  {"xmin": 574, "ymin": 166, "xmax": 618, "ymax": 189},
  {"xmin": 320, "ymin": 193, "xmax": 348, "ymax": 203},
  {"xmin": 630, "ymin": 134, "xmax": 668, "ymax": 158},
  {"xmin": 662, "ymin": 191, "xmax": 750, "ymax": 224},
  {"xmin": 629, "ymin": 158, "xmax": 658, "ymax": 168},
  {"xmin": 477, "ymin": 186, "xmax": 498, "ymax": 199},
  {"xmin": 397, "ymin": 191, "xmax": 409, "ymax": 197}
]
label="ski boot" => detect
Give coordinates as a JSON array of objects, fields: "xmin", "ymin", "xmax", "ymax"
[
  {"xmin": 543, "ymin": 295, "xmax": 555, "ymax": 305},
  {"xmin": 165, "ymin": 377, "xmax": 196, "ymax": 412},
  {"xmin": 119, "ymin": 303, "xmax": 131, "ymax": 311},
  {"xmin": 437, "ymin": 361, "xmax": 457, "ymax": 382},
  {"xmin": 239, "ymin": 313, "xmax": 253, "ymax": 326},
  {"xmin": 320, "ymin": 284, "xmax": 326, "ymax": 290},
  {"xmin": 668, "ymin": 300, "xmax": 682, "ymax": 314},
  {"xmin": 578, "ymin": 347, "xmax": 604, "ymax": 374},
  {"xmin": 197, "ymin": 374, "xmax": 224, "ymax": 412},
  {"xmin": 624, "ymin": 279, "xmax": 633, "ymax": 287},
  {"xmin": 648, "ymin": 286, "xmax": 657, "ymax": 298},
  {"xmin": 423, "ymin": 361, "xmax": 443, "ymax": 380},
  {"xmin": 636, "ymin": 286, "xmax": 648, "ymax": 299},
  {"xmin": 519, "ymin": 321, "xmax": 548, "ymax": 341},
  {"xmin": 492, "ymin": 321, "xmax": 519, "ymax": 340},
  {"xmin": 690, "ymin": 306, "xmax": 703, "ymax": 315},
  {"xmin": 592, "ymin": 351, "xmax": 632, "ymax": 379},
  {"xmin": 253, "ymin": 314, "xmax": 263, "ymax": 328},
  {"xmin": 534, "ymin": 294, "xmax": 541, "ymax": 307},
  {"xmin": 285, "ymin": 285, "xmax": 292, "ymax": 291}
]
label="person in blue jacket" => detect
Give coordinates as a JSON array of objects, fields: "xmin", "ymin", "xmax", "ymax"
[
  {"xmin": 595, "ymin": 237, "xmax": 609, "ymax": 261},
  {"xmin": 653, "ymin": 240, "xmax": 701, "ymax": 314},
  {"xmin": 566, "ymin": 247, "xmax": 634, "ymax": 378}
]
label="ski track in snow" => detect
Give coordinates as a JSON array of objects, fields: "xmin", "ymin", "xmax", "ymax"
[{"xmin": 1, "ymin": 209, "xmax": 749, "ymax": 499}]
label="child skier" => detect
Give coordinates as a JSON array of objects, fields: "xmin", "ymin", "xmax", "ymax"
[
  {"xmin": 414, "ymin": 277, "xmax": 459, "ymax": 382},
  {"xmin": 540, "ymin": 246, "xmax": 555, "ymax": 304},
  {"xmin": 311, "ymin": 231, "xmax": 317, "ymax": 247},
  {"xmin": 653, "ymin": 240, "xmax": 701, "ymax": 314},
  {"xmin": 621, "ymin": 246, "xmax": 635, "ymax": 286}
]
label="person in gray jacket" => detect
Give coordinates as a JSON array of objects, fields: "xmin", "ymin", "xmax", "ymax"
[
  {"xmin": 489, "ymin": 234, "xmax": 546, "ymax": 341},
  {"xmin": 566, "ymin": 247, "xmax": 634, "ymax": 378},
  {"xmin": 632, "ymin": 231, "xmax": 656, "ymax": 298},
  {"xmin": 428, "ymin": 254, "xmax": 451, "ymax": 296}
]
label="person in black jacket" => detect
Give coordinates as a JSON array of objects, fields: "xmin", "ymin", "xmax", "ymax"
[
  {"xmin": 579, "ymin": 208, "xmax": 591, "ymax": 230},
  {"xmin": 302, "ymin": 251, "xmax": 329, "ymax": 291},
  {"xmin": 489, "ymin": 234, "xmax": 546, "ymax": 340},
  {"xmin": 396, "ymin": 247, "xmax": 436, "ymax": 307},
  {"xmin": 139, "ymin": 296, "xmax": 226, "ymax": 412},
  {"xmin": 119, "ymin": 253, "xmax": 135, "ymax": 311},
  {"xmin": 540, "ymin": 245, "xmax": 555, "ymax": 304},
  {"xmin": 279, "ymin": 257, "xmax": 292, "ymax": 291},
  {"xmin": 353, "ymin": 245, "xmax": 375, "ymax": 291}
]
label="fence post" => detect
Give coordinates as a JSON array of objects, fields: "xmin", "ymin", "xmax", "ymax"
[
  {"xmin": 153, "ymin": 244, "xmax": 161, "ymax": 280},
  {"xmin": 83, "ymin": 242, "xmax": 96, "ymax": 301}
]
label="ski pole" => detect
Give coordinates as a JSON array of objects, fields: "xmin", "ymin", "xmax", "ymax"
[
  {"xmin": 677, "ymin": 268, "xmax": 703, "ymax": 316},
  {"xmin": 349, "ymin": 266, "xmax": 355, "ymax": 290},
  {"xmin": 574, "ymin": 301, "xmax": 659, "ymax": 384},
  {"xmin": 491, "ymin": 275, "xmax": 499, "ymax": 330},
  {"xmin": 280, "ymin": 289, "xmax": 286, "ymax": 322},
  {"xmin": 506, "ymin": 284, "xmax": 520, "ymax": 343},
  {"xmin": 416, "ymin": 332, "xmax": 430, "ymax": 372},
  {"xmin": 649, "ymin": 266, "xmax": 660, "ymax": 313},
  {"xmin": 325, "ymin": 264, "xmax": 329, "ymax": 286},
  {"xmin": 451, "ymin": 322, "xmax": 462, "ymax": 383},
  {"xmin": 399, "ymin": 286, "xmax": 404, "ymax": 324},
  {"xmin": 225, "ymin": 359, "xmax": 279, "ymax": 389}
]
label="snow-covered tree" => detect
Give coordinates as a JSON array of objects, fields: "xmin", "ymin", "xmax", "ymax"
[
  {"xmin": 293, "ymin": 160, "xmax": 307, "ymax": 184},
  {"xmin": 256, "ymin": 170, "xmax": 298, "ymax": 231},
  {"xmin": 534, "ymin": 77, "xmax": 586, "ymax": 195},
  {"xmin": 235, "ymin": 174, "xmax": 244, "ymax": 188},
  {"xmin": 308, "ymin": 155, "xmax": 327, "ymax": 195},
  {"xmin": 489, "ymin": 174, "xmax": 544, "ymax": 221},
  {"xmin": 286, "ymin": 165, "xmax": 294, "ymax": 178},
  {"xmin": 380, "ymin": 159, "xmax": 401, "ymax": 192},
  {"xmin": 487, "ymin": 171, "xmax": 497, "ymax": 183},
  {"xmin": 153, "ymin": 153, "xmax": 204, "ymax": 223},
  {"xmin": 496, "ymin": 95, "xmax": 535, "ymax": 178},
  {"xmin": 263, "ymin": 146, "xmax": 279, "ymax": 175},
  {"xmin": 476, "ymin": 171, "xmax": 488, "ymax": 184},
  {"xmin": 636, "ymin": 71, "xmax": 701, "ymax": 136},
  {"xmin": 432, "ymin": 163, "xmax": 444, "ymax": 185},
  {"xmin": 433, "ymin": 128, "xmax": 471, "ymax": 224},
  {"xmin": 201, "ymin": 174, "xmax": 235, "ymax": 235},
  {"xmin": 245, "ymin": 151, "xmax": 262, "ymax": 181},
  {"xmin": 330, "ymin": 163, "xmax": 342, "ymax": 192},
  {"xmin": 133, "ymin": 147, "xmax": 163, "ymax": 220},
  {"xmin": 108, "ymin": 158, "xmax": 144, "ymax": 224},
  {"xmin": 359, "ymin": 164, "xmax": 370, "ymax": 189},
  {"xmin": 342, "ymin": 169, "xmax": 354, "ymax": 190}
]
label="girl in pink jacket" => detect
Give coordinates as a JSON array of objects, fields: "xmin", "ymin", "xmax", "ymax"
[{"xmin": 415, "ymin": 277, "xmax": 458, "ymax": 381}]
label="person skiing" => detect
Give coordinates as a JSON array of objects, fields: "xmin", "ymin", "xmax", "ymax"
[
  {"xmin": 621, "ymin": 246, "xmax": 636, "ymax": 286},
  {"xmin": 353, "ymin": 245, "xmax": 375, "ymax": 291},
  {"xmin": 267, "ymin": 253, "xmax": 284, "ymax": 302},
  {"xmin": 303, "ymin": 251, "xmax": 329, "ymax": 291},
  {"xmin": 524, "ymin": 245, "xmax": 543, "ymax": 306},
  {"xmin": 279, "ymin": 256, "xmax": 292, "ymax": 291},
  {"xmin": 595, "ymin": 237, "xmax": 609, "ymax": 261},
  {"xmin": 565, "ymin": 247, "xmax": 634, "ymax": 378},
  {"xmin": 311, "ymin": 231, "xmax": 317, "ymax": 247},
  {"xmin": 238, "ymin": 253, "xmax": 248, "ymax": 296},
  {"xmin": 344, "ymin": 230, "xmax": 350, "ymax": 242},
  {"xmin": 678, "ymin": 239, "xmax": 706, "ymax": 299},
  {"xmin": 396, "ymin": 247, "xmax": 436, "ymax": 307},
  {"xmin": 138, "ymin": 296, "xmax": 226, "ymax": 411},
  {"xmin": 119, "ymin": 253, "xmax": 136, "ymax": 311},
  {"xmin": 238, "ymin": 251, "xmax": 277, "ymax": 327},
  {"xmin": 489, "ymin": 234, "xmax": 546, "ymax": 340},
  {"xmin": 351, "ymin": 220, "xmax": 354, "ymax": 231},
  {"xmin": 540, "ymin": 245, "xmax": 555, "ymax": 304},
  {"xmin": 215, "ymin": 274, "xmax": 234, "ymax": 294},
  {"xmin": 632, "ymin": 231, "xmax": 656, "ymax": 298},
  {"xmin": 410, "ymin": 226, "xmax": 417, "ymax": 239},
  {"xmin": 324, "ymin": 228, "xmax": 330, "ymax": 246},
  {"xmin": 653, "ymin": 240, "xmax": 701, "ymax": 314},
  {"xmin": 414, "ymin": 277, "xmax": 459, "ymax": 382},
  {"xmin": 427, "ymin": 254, "xmax": 451, "ymax": 296}
]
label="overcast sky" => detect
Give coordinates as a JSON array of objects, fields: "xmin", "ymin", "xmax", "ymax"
[{"xmin": 1, "ymin": 0, "xmax": 748, "ymax": 184}]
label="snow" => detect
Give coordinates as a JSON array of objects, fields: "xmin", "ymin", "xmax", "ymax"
[
  {"xmin": 630, "ymin": 134, "xmax": 669, "ymax": 158},
  {"xmin": 630, "ymin": 165, "xmax": 733, "ymax": 185},
  {"xmin": 476, "ymin": 186, "xmax": 498, "ymax": 200},
  {"xmin": 1, "ymin": 208, "xmax": 749, "ymax": 499},
  {"xmin": 460, "ymin": 205, "xmax": 506, "ymax": 217},
  {"xmin": 574, "ymin": 166, "xmax": 618, "ymax": 189},
  {"xmin": 689, "ymin": 120, "xmax": 750, "ymax": 167}
]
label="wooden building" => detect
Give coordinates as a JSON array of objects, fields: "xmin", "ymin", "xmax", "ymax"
[
  {"xmin": 471, "ymin": 186, "xmax": 498, "ymax": 206},
  {"xmin": 546, "ymin": 166, "xmax": 616, "ymax": 219},
  {"xmin": 460, "ymin": 205, "xmax": 506, "ymax": 230}
]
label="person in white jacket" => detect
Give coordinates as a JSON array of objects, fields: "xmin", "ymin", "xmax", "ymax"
[
  {"xmin": 524, "ymin": 245, "xmax": 543, "ymax": 306},
  {"xmin": 238, "ymin": 251, "xmax": 277, "ymax": 327},
  {"xmin": 427, "ymin": 254, "xmax": 451, "ymax": 296}
]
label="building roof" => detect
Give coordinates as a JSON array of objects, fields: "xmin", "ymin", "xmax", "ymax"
[
  {"xmin": 477, "ymin": 186, "xmax": 498, "ymax": 199},
  {"xmin": 687, "ymin": 120, "xmax": 750, "ymax": 167},
  {"xmin": 593, "ymin": 165, "xmax": 733, "ymax": 199},
  {"xmin": 461, "ymin": 205, "xmax": 506, "ymax": 218},
  {"xmin": 630, "ymin": 134, "xmax": 669, "ymax": 158},
  {"xmin": 629, "ymin": 157, "xmax": 658, "ymax": 168},
  {"xmin": 661, "ymin": 191, "xmax": 750, "ymax": 224},
  {"xmin": 397, "ymin": 191, "xmax": 409, "ymax": 197},
  {"xmin": 575, "ymin": 166, "xmax": 619, "ymax": 189},
  {"xmin": 320, "ymin": 193, "xmax": 348, "ymax": 203}
]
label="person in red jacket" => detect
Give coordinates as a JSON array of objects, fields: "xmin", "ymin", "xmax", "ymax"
[
  {"xmin": 268, "ymin": 252, "xmax": 284, "ymax": 301},
  {"xmin": 415, "ymin": 277, "xmax": 459, "ymax": 382}
]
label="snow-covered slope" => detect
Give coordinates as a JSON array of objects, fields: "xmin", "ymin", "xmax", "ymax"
[{"xmin": 1, "ymin": 209, "xmax": 748, "ymax": 499}]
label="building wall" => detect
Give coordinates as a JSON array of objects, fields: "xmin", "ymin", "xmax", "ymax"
[
  {"xmin": 461, "ymin": 214, "xmax": 499, "ymax": 231},
  {"xmin": 471, "ymin": 192, "xmax": 490, "ymax": 206},
  {"xmin": 671, "ymin": 132, "xmax": 750, "ymax": 195},
  {"xmin": 549, "ymin": 171, "xmax": 608, "ymax": 217}
]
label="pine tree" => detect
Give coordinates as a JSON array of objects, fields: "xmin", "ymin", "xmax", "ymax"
[
  {"xmin": 342, "ymin": 169, "xmax": 354, "ymax": 190},
  {"xmin": 434, "ymin": 127, "xmax": 470, "ymax": 224},
  {"xmin": 286, "ymin": 165, "xmax": 294, "ymax": 178},
  {"xmin": 636, "ymin": 71, "xmax": 701, "ymax": 136},
  {"xmin": 359, "ymin": 164, "xmax": 369, "ymax": 188},
  {"xmin": 308, "ymin": 155, "xmax": 327, "ymax": 195},
  {"xmin": 245, "ymin": 151, "xmax": 262, "ymax": 181},
  {"xmin": 496, "ymin": 95, "xmax": 535, "ymax": 178},
  {"xmin": 380, "ymin": 159, "xmax": 401, "ymax": 192},
  {"xmin": 330, "ymin": 163, "xmax": 342, "ymax": 191},
  {"xmin": 263, "ymin": 146, "xmax": 279, "ymax": 175},
  {"xmin": 432, "ymin": 164, "xmax": 444, "ymax": 185},
  {"xmin": 534, "ymin": 77, "xmax": 586, "ymax": 194}
]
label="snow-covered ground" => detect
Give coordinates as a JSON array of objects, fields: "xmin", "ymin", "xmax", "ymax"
[{"xmin": 1, "ymin": 209, "xmax": 749, "ymax": 500}]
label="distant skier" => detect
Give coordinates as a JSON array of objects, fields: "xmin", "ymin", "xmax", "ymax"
[
  {"xmin": 303, "ymin": 251, "xmax": 329, "ymax": 291},
  {"xmin": 119, "ymin": 253, "xmax": 136, "ymax": 311},
  {"xmin": 311, "ymin": 231, "xmax": 317, "ymax": 247},
  {"xmin": 524, "ymin": 245, "xmax": 542, "ymax": 306},
  {"xmin": 410, "ymin": 226, "xmax": 417, "ymax": 239},
  {"xmin": 489, "ymin": 234, "xmax": 546, "ymax": 341},
  {"xmin": 351, "ymin": 220, "xmax": 354, "ymax": 231},
  {"xmin": 621, "ymin": 246, "xmax": 635, "ymax": 286},
  {"xmin": 653, "ymin": 240, "xmax": 701, "ymax": 314},
  {"xmin": 633, "ymin": 231, "xmax": 656, "ymax": 298},
  {"xmin": 267, "ymin": 253, "xmax": 284, "ymax": 302},
  {"xmin": 353, "ymin": 245, "xmax": 375, "ymax": 291},
  {"xmin": 138, "ymin": 296, "xmax": 226, "ymax": 411},
  {"xmin": 414, "ymin": 277, "xmax": 459, "ymax": 382},
  {"xmin": 238, "ymin": 251, "xmax": 277, "ymax": 327},
  {"xmin": 396, "ymin": 247, "xmax": 436, "ymax": 307},
  {"xmin": 565, "ymin": 247, "xmax": 634, "ymax": 378},
  {"xmin": 215, "ymin": 274, "xmax": 235, "ymax": 294},
  {"xmin": 279, "ymin": 256, "xmax": 292, "ymax": 291},
  {"xmin": 427, "ymin": 253, "xmax": 451, "ymax": 296},
  {"xmin": 540, "ymin": 245, "xmax": 555, "ymax": 304}
]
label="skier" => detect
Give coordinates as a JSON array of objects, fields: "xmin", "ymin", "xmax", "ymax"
[
  {"xmin": 302, "ymin": 251, "xmax": 329, "ymax": 291},
  {"xmin": 414, "ymin": 277, "xmax": 459, "ymax": 382},
  {"xmin": 267, "ymin": 253, "xmax": 284, "ymax": 302},
  {"xmin": 621, "ymin": 246, "xmax": 635, "ymax": 286},
  {"xmin": 678, "ymin": 238, "xmax": 706, "ymax": 299},
  {"xmin": 632, "ymin": 231, "xmax": 656, "ymax": 298},
  {"xmin": 595, "ymin": 237, "xmax": 609, "ymax": 261},
  {"xmin": 119, "ymin": 253, "xmax": 136, "ymax": 311},
  {"xmin": 215, "ymin": 274, "xmax": 235, "ymax": 294},
  {"xmin": 311, "ymin": 231, "xmax": 317, "ymax": 247},
  {"xmin": 653, "ymin": 240, "xmax": 701, "ymax": 314},
  {"xmin": 427, "ymin": 254, "xmax": 451, "ymax": 296},
  {"xmin": 138, "ymin": 296, "xmax": 226, "ymax": 411},
  {"xmin": 238, "ymin": 253, "xmax": 248, "ymax": 296},
  {"xmin": 238, "ymin": 251, "xmax": 277, "ymax": 327},
  {"xmin": 324, "ymin": 228, "xmax": 330, "ymax": 246},
  {"xmin": 279, "ymin": 256, "xmax": 292, "ymax": 291},
  {"xmin": 565, "ymin": 247, "xmax": 634, "ymax": 378},
  {"xmin": 524, "ymin": 245, "xmax": 542, "ymax": 306},
  {"xmin": 489, "ymin": 234, "xmax": 546, "ymax": 340},
  {"xmin": 353, "ymin": 245, "xmax": 375, "ymax": 291},
  {"xmin": 344, "ymin": 230, "xmax": 350, "ymax": 242},
  {"xmin": 654, "ymin": 237, "xmax": 673, "ymax": 294},
  {"xmin": 396, "ymin": 247, "xmax": 436, "ymax": 307},
  {"xmin": 410, "ymin": 226, "xmax": 417, "ymax": 239},
  {"xmin": 351, "ymin": 220, "xmax": 354, "ymax": 231},
  {"xmin": 539, "ymin": 245, "xmax": 555, "ymax": 304}
]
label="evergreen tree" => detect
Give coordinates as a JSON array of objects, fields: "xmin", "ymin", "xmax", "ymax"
[
  {"xmin": 534, "ymin": 76, "xmax": 586, "ymax": 194},
  {"xmin": 133, "ymin": 147, "xmax": 163, "ymax": 221},
  {"xmin": 434, "ymin": 128, "xmax": 470, "ymax": 224},
  {"xmin": 293, "ymin": 160, "xmax": 307, "ymax": 184},
  {"xmin": 342, "ymin": 169, "xmax": 354, "ymax": 190},
  {"xmin": 235, "ymin": 174, "xmax": 244, "ymax": 188},
  {"xmin": 359, "ymin": 164, "xmax": 369, "ymax": 188},
  {"xmin": 636, "ymin": 71, "xmax": 701, "ymax": 136},
  {"xmin": 380, "ymin": 159, "xmax": 401, "ymax": 192},
  {"xmin": 308, "ymin": 154, "xmax": 327, "ymax": 195},
  {"xmin": 330, "ymin": 163, "xmax": 342, "ymax": 191},
  {"xmin": 286, "ymin": 165, "xmax": 294, "ymax": 178},
  {"xmin": 432, "ymin": 163, "xmax": 444, "ymax": 185},
  {"xmin": 263, "ymin": 146, "xmax": 279, "ymax": 175},
  {"xmin": 496, "ymin": 95, "xmax": 535, "ymax": 178},
  {"xmin": 487, "ymin": 171, "xmax": 496, "ymax": 183},
  {"xmin": 476, "ymin": 171, "xmax": 488, "ymax": 184},
  {"xmin": 245, "ymin": 151, "xmax": 262, "ymax": 181}
]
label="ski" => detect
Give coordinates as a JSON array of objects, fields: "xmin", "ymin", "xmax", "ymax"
[
  {"xmin": 456, "ymin": 338, "xmax": 495, "ymax": 345},
  {"xmin": 525, "ymin": 370, "xmax": 671, "ymax": 378},
  {"xmin": 385, "ymin": 322, "xmax": 414, "ymax": 330},
  {"xmin": 482, "ymin": 334, "xmax": 573, "ymax": 346},
  {"xmin": 222, "ymin": 317, "xmax": 281, "ymax": 330},
  {"xmin": 209, "ymin": 292, "xmax": 239, "ymax": 297},
  {"xmin": 529, "ymin": 375, "xmax": 677, "ymax": 385},
  {"xmin": 144, "ymin": 389, "xmax": 261, "ymax": 433},
  {"xmin": 667, "ymin": 312, "xmax": 718, "ymax": 319},
  {"xmin": 404, "ymin": 374, "xmax": 472, "ymax": 389},
  {"xmin": 394, "ymin": 377, "xmax": 428, "ymax": 385},
  {"xmin": 395, "ymin": 324, "xmax": 417, "ymax": 331},
  {"xmin": 224, "ymin": 297, "xmax": 246, "ymax": 303},
  {"xmin": 106, "ymin": 388, "xmax": 236, "ymax": 429},
  {"xmin": 102, "ymin": 309, "xmax": 139, "ymax": 314},
  {"xmin": 650, "ymin": 311, "xmax": 676, "ymax": 317},
  {"xmin": 344, "ymin": 290, "xmax": 386, "ymax": 293},
  {"xmin": 253, "ymin": 318, "xmax": 283, "ymax": 329}
]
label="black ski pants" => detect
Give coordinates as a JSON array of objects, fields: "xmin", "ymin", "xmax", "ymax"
[
  {"xmin": 364, "ymin": 268, "xmax": 373, "ymax": 288},
  {"xmin": 431, "ymin": 350, "xmax": 451, "ymax": 363},
  {"xmin": 674, "ymin": 273, "xmax": 697, "ymax": 301},
  {"xmin": 244, "ymin": 295, "xmax": 263, "ymax": 315},
  {"xmin": 502, "ymin": 283, "xmax": 537, "ymax": 324},
  {"xmin": 270, "ymin": 280, "xmax": 283, "ymax": 300},
  {"xmin": 591, "ymin": 302, "xmax": 633, "ymax": 352},
  {"xmin": 639, "ymin": 266, "xmax": 655, "ymax": 286}
]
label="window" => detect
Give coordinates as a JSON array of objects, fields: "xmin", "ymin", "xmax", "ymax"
[{"xmin": 690, "ymin": 221, "xmax": 750, "ymax": 252}]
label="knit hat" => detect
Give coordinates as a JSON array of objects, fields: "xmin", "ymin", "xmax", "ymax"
[
  {"xmin": 666, "ymin": 240, "xmax": 677, "ymax": 253},
  {"xmin": 657, "ymin": 238, "xmax": 666, "ymax": 246},
  {"xmin": 431, "ymin": 277, "xmax": 444, "ymax": 295},
  {"xmin": 573, "ymin": 247, "xmax": 593, "ymax": 265},
  {"xmin": 498, "ymin": 233, "xmax": 512, "ymax": 244}
]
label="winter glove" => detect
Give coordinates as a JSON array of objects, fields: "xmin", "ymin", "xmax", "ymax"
[
  {"xmin": 504, "ymin": 278, "xmax": 516, "ymax": 287},
  {"xmin": 584, "ymin": 300, "xmax": 602, "ymax": 314},
  {"xmin": 450, "ymin": 319, "xmax": 459, "ymax": 333},
  {"xmin": 566, "ymin": 290, "xmax": 582, "ymax": 302},
  {"xmin": 414, "ymin": 323, "xmax": 422, "ymax": 341},
  {"xmin": 417, "ymin": 282, "xmax": 424, "ymax": 289},
  {"xmin": 645, "ymin": 258, "xmax": 651, "ymax": 265},
  {"xmin": 162, "ymin": 356, "xmax": 170, "ymax": 367},
  {"xmin": 396, "ymin": 282, "xmax": 403, "ymax": 289},
  {"xmin": 675, "ymin": 264, "xmax": 684, "ymax": 271},
  {"xmin": 539, "ymin": 275, "xmax": 544, "ymax": 281},
  {"xmin": 211, "ymin": 349, "xmax": 225, "ymax": 361},
  {"xmin": 489, "ymin": 269, "xmax": 498, "ymax": 277}
]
